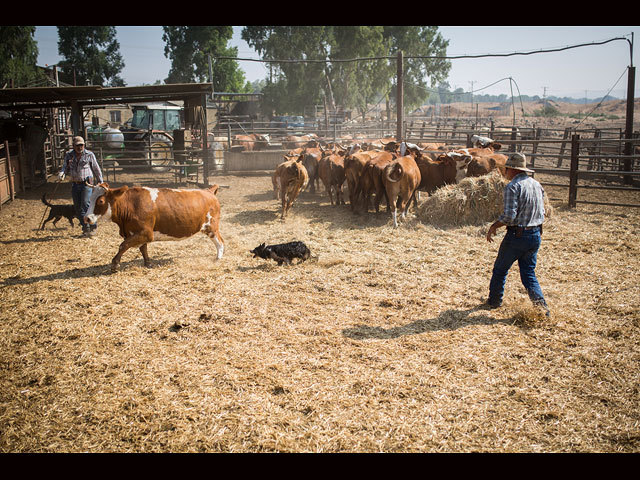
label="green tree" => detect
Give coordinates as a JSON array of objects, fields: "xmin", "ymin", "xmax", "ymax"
[
  {"xmin": 382, "ymin": 26, "xmax": 450, "ymax": 111},
  {"xmin": 242, "ymin": 26, "xmax": 451, "ymax": 116},
  {"xmin": 57, "ymin": 26, "xmax": 125, "ymax": 86},
  {"xmin": 0, "ymin": 26, "xmax": 43, "ymax": 88},
  {"xmin": 162, "ymin": 26, "xmax": 248, "ymax": 92}
]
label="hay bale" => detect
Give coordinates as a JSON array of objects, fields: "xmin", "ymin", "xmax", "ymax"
[{"xmin": 417, "ymin": 171, "xmax": 553, "ymax": 226}]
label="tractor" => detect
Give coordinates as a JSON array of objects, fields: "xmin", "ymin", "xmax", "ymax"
[{"xmin": 119, "ymin": 103, "xmax": 183, "ymax": 171}]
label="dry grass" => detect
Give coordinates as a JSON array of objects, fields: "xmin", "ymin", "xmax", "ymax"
[{"xmin": 1, "ymin": 170, "xmax": 639, "ymax": 452}]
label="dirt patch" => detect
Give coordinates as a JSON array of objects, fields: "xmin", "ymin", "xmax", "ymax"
[{"xmin": 1, "ymin": 170, "xmax": 639, "ymax": 452}]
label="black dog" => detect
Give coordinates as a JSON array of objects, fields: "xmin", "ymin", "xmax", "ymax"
[
  {"xmin": 41, "ymin": 194, "xmax": 76, "ymax": 229},
  {"xmin": 250, "ymin": 241, "xmax": 311, "ymax": 265}
]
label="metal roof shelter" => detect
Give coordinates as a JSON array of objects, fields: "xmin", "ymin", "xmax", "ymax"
[{"xmin": 0, "ymin": 82, "xmax": 215, "ymax": 184}]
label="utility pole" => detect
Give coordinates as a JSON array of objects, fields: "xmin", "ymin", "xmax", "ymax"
[{"xmin": 396, "ymin": 51, "xmax": 404, "ymax": 143}]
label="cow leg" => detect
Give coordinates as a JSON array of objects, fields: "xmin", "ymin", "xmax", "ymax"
[
  {"xmin": 139, "ymin": 243, "xmax": 151, "ymax": 267},
  {"xmin": 112, "ymin": 230, "xmax": 153, "ymax": 272}
]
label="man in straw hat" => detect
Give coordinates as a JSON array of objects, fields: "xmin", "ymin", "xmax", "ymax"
[
  {"xmin": 58, "ymin": 136, "xmax": 103, "ymax": 237},
  {"xmin": 485, "ymin": 152, "xmax": 550, "ymax": 317}
]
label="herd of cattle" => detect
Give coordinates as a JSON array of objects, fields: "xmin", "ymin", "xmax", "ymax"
[
  {"xmin": 75, "ymin": 133, "xmax": 508, "ymax": 272},
  {"xmin": 270, "ymin": 133, "xmax": 510, "ymax": 227}
]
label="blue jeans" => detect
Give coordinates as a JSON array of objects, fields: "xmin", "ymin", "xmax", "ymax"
[
  {"xmin": 71, "ymin": 182, "xmax": 96, "ymax": 231},
  {"xmin": 488, "ymin": 227, "xmax": 546, "ymax": 307}
]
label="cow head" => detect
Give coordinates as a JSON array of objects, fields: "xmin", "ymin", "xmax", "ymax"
[
  {"xmin": 84, "ymin": 182, "xmax": 128, "ymax": 225},
  {"xmin": 441, "ymin": 152, "xmax": 472, "ymax": 182}
]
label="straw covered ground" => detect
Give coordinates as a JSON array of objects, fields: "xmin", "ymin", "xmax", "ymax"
[{"xmin": 1, "ymin": 169, "xmax": 639, "ymax": 452}]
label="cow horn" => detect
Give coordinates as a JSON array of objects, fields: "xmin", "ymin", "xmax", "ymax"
[{"xmin": 85, "ymin": 179, "xmax": 97, "ymax": 188}]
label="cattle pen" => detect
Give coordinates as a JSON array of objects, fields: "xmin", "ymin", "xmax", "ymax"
[{"xmin": 1, "ymin": 156, "xmax": 639, "ymax": 452}]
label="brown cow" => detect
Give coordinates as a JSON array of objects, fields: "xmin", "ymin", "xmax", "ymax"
[
  {"xmin": 282, "ymin": 134, "xmax": 316, "ymax": 150},
  {"xmin": 360, "ymin": 151, "xmax": 395, "ymax": 214},
  {"xmin": 383, "ymin": 156, "xmax": 421, "ymax": 228},
  {"xmin": 318, "ymin": 152, "xmax": 346, "ymax": 206},
  {"xmin": 84, "ymin": 183, "xmax": 224, "ymax": 272},
  {"xmin": 299, "ymin": 146, "xmax": 323, "ymax": 194},
  {"xmin": 414, "ymin": 155, "xmax": 459, "ymax": 201},
  {"xmin": 277, "ymin": 160, "xmax": 309, "ymax": 219},
  {"xmin": 465, "ymin": 153, "xmax": 508, "ymax": 177},
  {"xmin": 232, "ymin": 133, "xmax": 270, "ymax": 151},
  {"xmin": 343, "ymin": 149, "xmax": 377, "ymax": 212}
]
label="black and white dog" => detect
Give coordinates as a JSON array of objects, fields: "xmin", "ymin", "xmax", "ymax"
[
  {"xmin": 250, "ymin": 241, "xmax": 311, "ymax": 265},
  {"xmin": 41, "ymin": 194, "xmax": 76, "ymax": 229}
]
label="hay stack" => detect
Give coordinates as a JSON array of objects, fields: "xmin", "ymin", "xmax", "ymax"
[{"xmin": 417, "ymin": 170, "xmax": 553, "ymax": 226}]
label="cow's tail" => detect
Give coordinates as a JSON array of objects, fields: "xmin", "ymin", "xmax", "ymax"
[
  {"xmin": 385, "ymin": 162, "xmax": 403, "ymax": 183},
  {"xmin": 42, "ymin": 193, "xmax": 53, "ymax": 207}
]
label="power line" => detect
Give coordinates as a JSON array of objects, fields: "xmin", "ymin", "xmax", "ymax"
[{"xmin": 214, "ymin": 36, "xmax": 632, "ymax": 64}]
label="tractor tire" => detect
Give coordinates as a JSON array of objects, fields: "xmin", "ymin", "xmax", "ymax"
[{"xmin": 147, "ymin": 134, "xmax": 174, "ymax": 172}]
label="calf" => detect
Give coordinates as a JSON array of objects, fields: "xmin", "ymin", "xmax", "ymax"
[
  {"xmin": 383, "ymin": 155, "xmax": 421, "ymax": 228},
  {"xmin": 83, "ymin": 183, "xmax": 224, "ymax": 272}
]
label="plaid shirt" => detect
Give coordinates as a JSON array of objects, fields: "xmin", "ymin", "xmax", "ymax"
[
  {"xmin": 498, "ymin": 173, "xmax": 546, "ymax": 227},
  {"xmin": 62, "ymin": 148, "xmax": 103, "ymax": 184}
]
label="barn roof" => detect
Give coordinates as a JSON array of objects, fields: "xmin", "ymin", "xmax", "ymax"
[{"xmin": 0, "ymin": 83, "xmax": 213, "ymax": 110}]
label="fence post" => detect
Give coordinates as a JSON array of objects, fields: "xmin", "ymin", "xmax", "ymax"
[{"xmin": 568, "ymin": 134, "xmax": 580, "ymax": 208}]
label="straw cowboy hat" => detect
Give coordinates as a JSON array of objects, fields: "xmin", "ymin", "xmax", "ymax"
[
  {"xmin": 505, "ymin": 152, "xmax": 534, "ymax": 173},
  {"xmin": 72, "ymin": 136, "xmax": 85, "ymax": 145}
]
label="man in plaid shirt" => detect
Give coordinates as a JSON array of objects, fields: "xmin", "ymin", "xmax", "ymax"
[
  {"xmin": 485, "ymin": 153, "xmax": 550, "ymax": 317},
  {"xmin": 58, "ymin": 136, "xmax": 103, "ymax": 237}
]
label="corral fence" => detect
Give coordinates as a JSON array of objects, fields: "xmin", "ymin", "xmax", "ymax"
[
  {"xmin": 8, "ymin": 115, "xmax": 637, "ymax": 210},
  {"xmin": 214, "ymin": 115, "xmax": 640, "ymax": 209}
]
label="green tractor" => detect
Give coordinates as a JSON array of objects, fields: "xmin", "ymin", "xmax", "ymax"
[{"xmin": 119, "ymin": 103, "xmax": 183, "ymax": 172}]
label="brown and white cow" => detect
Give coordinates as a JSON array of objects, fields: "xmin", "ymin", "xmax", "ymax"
[
  {"xmin": 276, "ymin": 160, "xmax": 309, "ymax": 219},
  {"xmin": 84, "ymin": 183, "xmax": 224, "ymax": 272},
  {"xmin": 383, "ymin": 155, "xmax": 421, "ymax": 228}
]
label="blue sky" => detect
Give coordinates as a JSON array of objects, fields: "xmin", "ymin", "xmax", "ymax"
[{"xmin": 34, "ymin": 26, "xmax": 639, "ymax": 100}]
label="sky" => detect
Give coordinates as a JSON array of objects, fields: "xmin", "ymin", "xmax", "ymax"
[{"xmin": 34, "ymin": 26, "xmax": 640, "ymax": 100}]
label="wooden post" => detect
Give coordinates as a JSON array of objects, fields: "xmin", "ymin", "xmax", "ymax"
[
  {"xmin": 202, "ymin": 93, "xmax": 209, "ymax": 187},
  {"xmin": 623, "ymin": 65, "xmax": 635, "ymax": 184},
  {"xmin": 568, "ymin": 134, "xmax": 580, "ymax": 208},
  {"xmin": 557, "ymin": 127, "xmax": 570, "ymax": 168},
  {"xmin": 396, "ymin": 51, "xmax": 404, "ymax": 143},
  {"xmin": 5, "ymin": 141, "xmax": 15, "ymax": 201}
]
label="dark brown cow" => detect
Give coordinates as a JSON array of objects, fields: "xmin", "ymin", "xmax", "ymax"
[
  {"xmin": 232, "ymin": 133, "xmax": 270, "ymax": 151},
  {"xmin": 383, "ymin": 156, "xmax": 421, "ymax": 228},
  {"xmin": 84, "ymin": 183, "xmax": 224, "ymax": 272},
  {"xmin": 318, "ymin": 152, "xmax": 346, "ymax": 206},
  {"xmin": 360, "ymin": 151, "xmax": 395, "ymax": 214}
]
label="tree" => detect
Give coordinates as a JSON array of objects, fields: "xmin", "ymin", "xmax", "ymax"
[
  {"xmin": 57, "ymin": 26, "xmax": 125, "ymax": 86},
  {"xmin": 162, "ymin": 26, "xmax": 248, "ymax": 92},
  {"xmin": 382, "ymin": 26, "xmax": 451, "ymax": 111},
  {"xmin": 0, "ymin": 26, "xmax": 43, "ymax": 88},
  {"xmin": 241, "ymin": 26, "xmax": 451, "ymax": 116}
]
